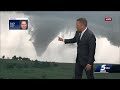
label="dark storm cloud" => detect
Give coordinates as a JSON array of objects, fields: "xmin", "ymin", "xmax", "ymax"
[{"xmin": 23, "ymin": 11, "xmax": 120, "ymax": 56}]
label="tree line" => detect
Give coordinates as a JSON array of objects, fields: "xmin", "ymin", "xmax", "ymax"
[{"xmin": 0, "ymin": 55, "xmax": 58, "ymax": 69}]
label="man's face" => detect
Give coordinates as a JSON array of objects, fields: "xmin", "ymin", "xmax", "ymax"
[
  {"xmin": 21, "ymin": 21, "xmax": 27, "ymax": 30},
  {"xmin": 76, "ymin": 21, "xmax": 83, "ymax": 31}
]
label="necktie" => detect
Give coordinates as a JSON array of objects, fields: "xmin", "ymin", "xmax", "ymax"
[{"xmin": 78, "ymin": 32, "xmax": 81, "ymax": 43}]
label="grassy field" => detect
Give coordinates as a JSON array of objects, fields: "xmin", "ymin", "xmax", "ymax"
[{"xmin": 0, "ymin": 58, "xmax": 120, "ymax": 79}]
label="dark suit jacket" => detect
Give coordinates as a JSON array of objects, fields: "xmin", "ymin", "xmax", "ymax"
[{"xmin": 64, "ymin": 28, "xmax": 96, "ymax": 66}]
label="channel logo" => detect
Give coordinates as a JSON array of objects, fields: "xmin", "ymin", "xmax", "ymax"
[
  {"xmin": 95, "ymin": 64, "xmax": 120, "ymax": 73},
  {"xmin": 105, "ymin": 17, "xmax": 112, "ymax": 21}
]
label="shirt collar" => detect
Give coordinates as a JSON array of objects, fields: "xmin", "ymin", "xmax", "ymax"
[{"xmin": 82, "ymin": 27, "xmax": 87, "ymax": 34}]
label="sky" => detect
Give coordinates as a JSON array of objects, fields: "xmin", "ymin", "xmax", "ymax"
[{"xmin": 22, "ymin": 11, "xmax": 120, "ymax": 56}]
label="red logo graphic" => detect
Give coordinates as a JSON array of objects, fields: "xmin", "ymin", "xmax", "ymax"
[{"xmin": 105, "ymin": 17, "xmax": 112, "ymax": 21}]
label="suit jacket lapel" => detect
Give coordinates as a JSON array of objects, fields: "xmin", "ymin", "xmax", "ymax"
[{"xmin": 80, "ymin": 28, "xmax": 88, "ymax": 41}]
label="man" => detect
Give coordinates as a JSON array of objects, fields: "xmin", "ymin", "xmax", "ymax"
[
  {"xmin": 20, "ymin": 20, "xmax": 28, "ymax": 30},
  {"xmin": 58, "ymin": 18, "xmax": 96, "ymax": 79}
]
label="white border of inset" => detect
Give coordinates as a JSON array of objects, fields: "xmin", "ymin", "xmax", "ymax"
[{"xmin": 9, "ymin": 18, "xmax": 29, "ymax": 20}]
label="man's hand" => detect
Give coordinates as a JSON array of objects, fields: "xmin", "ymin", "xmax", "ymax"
[
  {"xmin": 58, "ymin": 36, "xmax": 64, "ymax": 42},
  {"xmin": 85, "ymin": 64, "xmax": 92, "ymax": 71}
]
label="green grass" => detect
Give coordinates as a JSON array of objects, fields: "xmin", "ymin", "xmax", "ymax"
[
  {"xmin": 0, "ymin": 63, "xmax": 74, "ymax": 79},
  {"xmin": 0, "ymin": 59, "xmax": 120, "ymax": 79}
]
